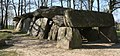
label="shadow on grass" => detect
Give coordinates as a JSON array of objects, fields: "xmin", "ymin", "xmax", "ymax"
[{"xmin": 0, "ymin": 45, "xmax": 13, "ymax": 50}]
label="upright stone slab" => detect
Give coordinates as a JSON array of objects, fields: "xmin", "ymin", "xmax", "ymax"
[
  {"xmin": 27, "ymin": 17, "xmax": 37, "ymax": 35},
  {"xmin": 21, "ymin": 18, "xmax": 31, "ymax": 32},
  {"xmin": 48, "ymin": 15, "xmax": 65, "ymax": 40},
  {"xmin": 99, "ymin": 27, "xmax": 118, "ymax": 43},
  {"xmin": 28, "ymin": 17, "xmax": 48, "ymax": 39},
  {"xmin": 48, "ymin": 24, "xmax": 59, "ymax": 40},
  {"xmin": 57, "ymin": 27, "xmax": 82, "ymax": 49}
]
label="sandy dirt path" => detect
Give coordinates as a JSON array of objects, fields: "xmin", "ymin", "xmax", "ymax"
[{"xmin": 1, "ymin": 34, "xmax": 120, "ymax": 56}]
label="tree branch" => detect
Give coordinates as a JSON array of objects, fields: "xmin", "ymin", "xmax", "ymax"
[{"xmin": 112, "ymin": 2, "xmax": 120, "ymax": 6}]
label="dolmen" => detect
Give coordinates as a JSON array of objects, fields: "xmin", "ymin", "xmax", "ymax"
[{"xmin": 13, "ymin": 6, "xmax": 118, "ymax": 49}]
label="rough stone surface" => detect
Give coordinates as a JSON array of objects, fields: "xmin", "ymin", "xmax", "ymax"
[
  {"xmin": 48, "ymin": 15, "xmax": 65, "ymax": 40},
  {"xmin": 52, "ymin": 15, "xmax": 65, "ymax": 26},
  {"xmin": 21, "ymin": 18, "xmax": 31, "ymax": 32},
  {"xmin": 48, "ymin": 24, "xmax": 59, "ymax": 40},
  {"xmin": 15, "ymin": 19, "xmax": 23, "ymax": 31},
  {"xmin": 99, "ymin": 27, "xmax": 118, "ymax": 43},
  {"xmin": 41, "ymin": 6, "xmax": 69, "ymax": 18},
  {"xmin": 64, "ymin": 9, "xmax": 114, "ymax": 27},
  {"xmin": 27, "ymin": 17, "xmax": 36, "ymax": 35},
  {"xmin": 33, "ymin": 6, "xmax": 49, "ymax": 17},
  {"xmin": 28, "ymin": 17, "xmax": 48, "ymax": 39},
  {"xmin": 57, "ymin": 27, "xmax": 82, "ymax": 49},
  {"xmin": 13, "ymin": 6, "xmax": 117, "ymax": 44},
  {"xmin": 13, "ymin": 12, "xmax": 33, "ymax": 21}
]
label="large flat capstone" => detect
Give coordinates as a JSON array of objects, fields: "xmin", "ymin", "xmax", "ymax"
[{"xmin": 64, "ymin": 9, "xmax": 114, "ymax": 27}]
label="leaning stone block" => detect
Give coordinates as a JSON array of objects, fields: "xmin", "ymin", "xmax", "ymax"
[
  {"xmin": 15, "ymin": 19, "xmax": 23, "ymax": 31},
  {"xmin": 99, "ymin": 27, "xmax": 118, "ymax": 43},
  {"xmin": 28, "ymin": 17, "xmax": 48, "ymax": 39},
  {"xmin": 56, "ymin": 27, "xmax": 82, "ymax": 49}
]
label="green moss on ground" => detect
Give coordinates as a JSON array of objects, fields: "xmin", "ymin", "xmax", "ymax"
[
  {"xmin": 0, "ymin": 32, "xmax": 12, "ymax": 40},
  {"xmin": 0, "ymin": 51, "xmax": 17, "ymax": 56}
]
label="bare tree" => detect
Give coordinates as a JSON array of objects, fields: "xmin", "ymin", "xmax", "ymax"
[
  {"xmin": 97, "ymin": 0, "xmax": 100, "ymax": 12},
  {"xmin": 44, "ymin": 0, "xmax": 48, "ymax": 7},
  {"xmin": 11, "ymin": 0, "xmax": 17, "ymax": 16},
  {"xmin": 51, "ymin": 0, "xmax": 53, "ymax": 6},
  {"xmin": 88, "ymin": 0, "xmax": 94, "ymax": 11},
  {"xmin": 0, "ymin": 0, "xmax": 4, "ymax": 29},
  {"xmin": 80, "ymin": 0, "xmax": 83, "ymax": 10},
  {"xmin": 37, "ymin": 0, "xmax": 40, "ymax": 7},
  {"xmin": 109, "ymin": 0, "xmax": 120, "ymax": 13},
  {"xmin": 18, "ymin": 0, "xmax": 20, "ymax": 16},
  {"xmin": 41, "ymin": 0, "xmax": 44, "ymax": 6},
  {"xmin": 24, "ymin": 0, "xmax": 26, "ymax": 13},
  {"xmin": 73, "ymin": 0, "xmax": 75, "ymax": 9},
  {"xmin": 4, "ymin": 0, "xmax": 9, "ymax": 29},
  {"xmin": 67, "ymin": 0, "xmax": 71, "ymax": 8},
  {"xmin": 60, "ymin": 0, "xmax": 63, "ymax": 7},
  {"xmin": 21, "ymin": 0, "xmax": 23, "ymax": 15},
  {"xmin": 28, "ymin": 0, "xmax": 31, "ymax": 12}
]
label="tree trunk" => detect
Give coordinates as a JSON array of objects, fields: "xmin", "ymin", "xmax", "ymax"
[
  {"xmin": 88, "ymin": 0, "xmax": 94, "ymax": 11},
  {"xmin": 4, "ymin": 0, "xmax": 9, "ymax": 29},
  {"xmin": 29, "ymin": 0, "xmax": 31, "ymax": 12},
  {"xmin": 73, "ymin": 0, "xmax": 75, "ymax": 9},
  {"xmin": 21, "ymin": 0, "xmax": 23, "ymax": 15},
  {"xmin": 24, "ymin": 0, "xmax": 26, "ymax": 14},
  {"xmin": 41, "ymin": 0, "xmax": 44, "ymax": 6},
  {"xmin": 109, "ymin": 0, "xmax": 116, "ymax": 13},
  {"xmin": 67, "ymin": 0, "xmax": 71, "ymax": 8},
  {"xmin": 80, "ymin": 0, "xmax": 83, "ymax": 10},
  {"xmin": 12, "ymin": 0, "xmax": 17, "ymax": 16},
  {"xmin": 97, "ymin": 0, "xmax": 100, "ymax": 12},
  {"xmin": 1, "ymin": 0, "xmax": 4, "ymax": 29},
  {"xmin": 38, "ymin": 0, "xmax": 40, "ymax": 8},
  {"xmin": 44, "ymin": 0, "xmax": 48, "ymax": 7},
  {"xmin": 18, "ymin": 0, "xmax": 20, "ymax": 16},
  {"xmin": 60, "ymin": 0, "xmax": 63, "ymax": 7},
  {"xmin": 51, "ymin": 0, "xmax": 52, "ymax": 6}
]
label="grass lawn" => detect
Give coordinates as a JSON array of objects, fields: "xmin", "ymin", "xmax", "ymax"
[
  {"xmin": 0, "ymin": 51, "xmax": 17, "ymax": 56},
  {"xmin": 0, "ymin": 32, "xmax": 12, "ymax": 40},
  {"xmin": 0, "ymin": 32, "xmax": 17, "ymax": 56}
]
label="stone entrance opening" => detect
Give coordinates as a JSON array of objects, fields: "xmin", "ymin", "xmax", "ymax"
[{"xmin": 79, "ymin": 27, "xmax": 100, "ymax": 42}]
